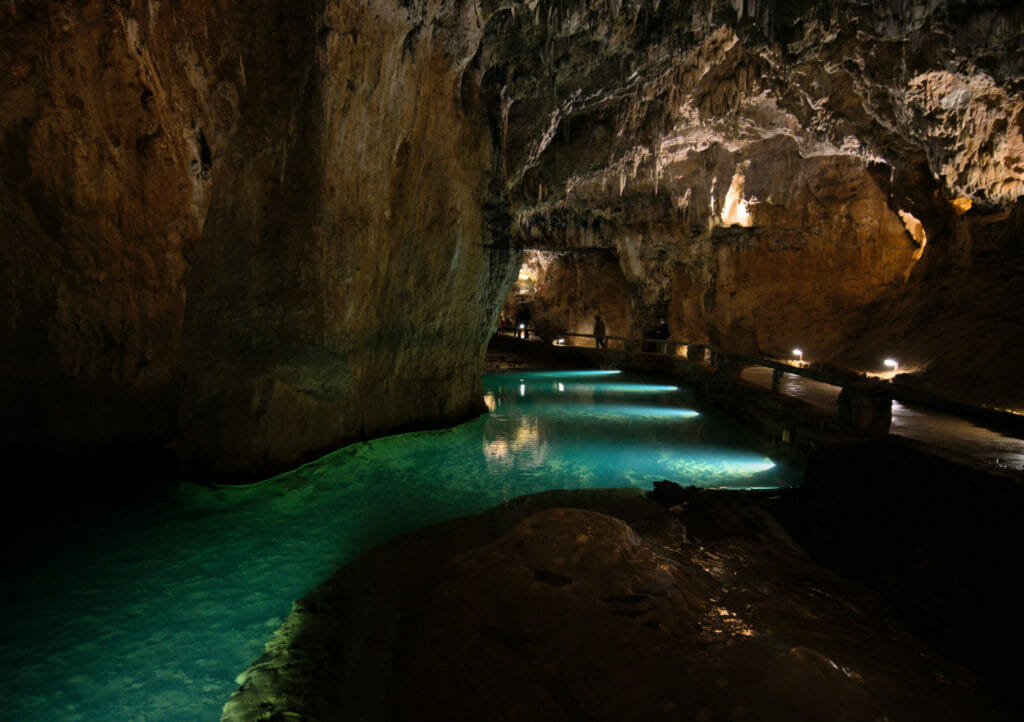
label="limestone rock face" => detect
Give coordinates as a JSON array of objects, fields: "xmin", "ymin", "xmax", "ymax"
[
  {"xmin": 1, "ymin": 0, "xmax": 514, "ymax": 474},
  {"xmin": 1, "ymin": 1, "xmax": 209, "ymax": 452},
  {"xmin": 3, "ymin": 0, "xmax": 1024, "ymax": 473},
  {"xmin": 482, "ymin": 1, "xmax": 1024, "ymax": 393},
  {"xmin": 221, "ymin": 491, "xmax": 1011, "ymax": 721},
  {"xmin": 503, "ymin": 249, "xmax": 637, "ymax": 341},
  {"xmin": 176, "ymin": 0, "xmax": 509, "ymax": 475}
]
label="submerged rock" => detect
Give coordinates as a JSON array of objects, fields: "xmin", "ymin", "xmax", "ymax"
[{"xmin": 222, "ymin": 489, "xmax": 1010, "ymax": 721}]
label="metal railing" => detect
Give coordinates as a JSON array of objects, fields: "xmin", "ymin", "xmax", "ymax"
[{"xmin": 498, "ymin": 326, "xmax": 852, "ymax": 385}]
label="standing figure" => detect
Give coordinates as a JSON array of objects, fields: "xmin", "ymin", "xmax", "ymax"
[
  {"xmin": 593, "ymin": 314, "xmax": 607, "ymax": 349},
  {"xmin": 515, "ymin": 305, "xmax": 531, "ymax": 339},
  {"xmin": 654, "ymin": 317, "xmax": 670, "ymax": 353}
]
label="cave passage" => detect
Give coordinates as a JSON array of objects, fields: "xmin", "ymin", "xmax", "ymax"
[{"xmin": 0, "ymin": 370, "xmax": 796, "ymax": 721}]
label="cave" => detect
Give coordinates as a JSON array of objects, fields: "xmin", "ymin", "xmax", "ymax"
[
  {"xmin": 3, "ymin": 1, "xmax": 1024, "ymax": 720},
  {"xmin": 501, "ymin": 249, "xmax": 637, "ymax": 344}
]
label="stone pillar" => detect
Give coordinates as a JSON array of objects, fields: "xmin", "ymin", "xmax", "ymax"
[
  {"xmin": 771, "ymin": 367, "xmax": 784, "ymax": 392},
  {"xmin": 837, "ymin": 384, "xmax": 893, "ymax": 435},
  {"xmin": 714, "ymin": 355, "xmax": 746, "ymax": 381}
]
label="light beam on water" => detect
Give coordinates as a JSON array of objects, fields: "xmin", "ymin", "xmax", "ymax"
[{"xmin": 1, "ymin": 369, "xmax": 797, "ymax": 720}]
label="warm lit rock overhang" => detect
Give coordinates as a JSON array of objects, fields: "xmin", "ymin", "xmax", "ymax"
[{"xmin": 465, "ymin": 1, "xmax": 1024, "ymax": 245}]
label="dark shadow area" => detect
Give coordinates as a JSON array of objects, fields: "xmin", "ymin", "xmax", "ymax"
[{"xmin": 778, "ymin": 438, "xmax": 1024, "ymax": 711}]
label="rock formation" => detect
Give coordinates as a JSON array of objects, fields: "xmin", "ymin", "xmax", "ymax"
[
  {"xmin": 2, "ymin": 1, "xmax": 1023, "ymax": 475},
  {"xmin": 502, "ymin": 249, "xmax": 637, "ymax": 340},
  {"xmin": 221, "ymin": 488, "xmax": 1013, "ymax": 721},
  {"xmin": 489, "ymin": 1, "xmax": 1024, "ymax": 400},
  {"xmin": 1, "ymin": 0, "xmax": 515, "ymax": 475}
]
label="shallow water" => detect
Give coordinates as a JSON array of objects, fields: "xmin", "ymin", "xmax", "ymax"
[{"xmin": 1, "ymin": 369, "xmax": 796, "ymax": 721}]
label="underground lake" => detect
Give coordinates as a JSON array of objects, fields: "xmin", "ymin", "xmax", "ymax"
[{"xmin": 1, "ymin": 369, "xmax": 797, "ymax": 720}]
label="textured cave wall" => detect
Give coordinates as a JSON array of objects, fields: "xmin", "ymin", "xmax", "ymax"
[
  {"xmin": 0, "ymin": 2, "xmax": 210, "ymax": 454},
  {"xmin": 503, "ymin": 249, "xmax": 636, "ymax": 341},
  {"xmin": 664, "ymin": 143, "xmax": 920, "ymax": 357},
  {"xmin": 0, "ymin": 0, "xmax": 517, "ymax": 475},
  {"xmin": 3, "ymin": 0, "xmax": 1024, "ymax": 474},
  {"xmin": 177, "ymin": 0, "xmax": 510, "ymax": 475},
  {"xmin": 482, "ymin": 0, "xmax": 1024, "ymax": 399}
]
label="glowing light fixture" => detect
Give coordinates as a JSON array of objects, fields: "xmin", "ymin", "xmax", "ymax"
[
  {"xmin": 596, "ymin": 383, "xmax": 680, "ymax": 393},
  {"xmin": 884, "ymin": 358, "xmax": 899, "ymax": 374},
  {"xmin": 511, "ymin": 370, "xmax": 622, "ymax": 380},
  {"xmin": 792, "ymin": 348, "xmax": 803, "ymax": 364}
]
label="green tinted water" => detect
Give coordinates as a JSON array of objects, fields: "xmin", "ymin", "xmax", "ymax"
[{"xmin": 1, "ymin": 369, "xmax": 797, "ymax": 720}]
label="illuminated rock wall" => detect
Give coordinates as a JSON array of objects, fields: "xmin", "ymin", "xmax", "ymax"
[
  {"xmin": 2, "ymin": 0, "xmax": 1022, "ymax": 474},
  {"xmin": 177, "ymin": 1, "xmax": 510, "ymax": 475},
  {"xmin": 0, "ymin": 0, "xmax": 514, "ymax": 475},
  {"xmin": 502, "ymin": 249, "xmax": 637, "ymax": 342},
  {"xmin": 490, "ymin": 1, "xmax": 1024, "ymax": 398}
]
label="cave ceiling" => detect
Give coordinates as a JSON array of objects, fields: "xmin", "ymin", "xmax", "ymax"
[
  {"xmin": 466, "ymin": 0, "xmax": 1024, "ymax": 246},
  {"xmin": 2, "ymin": 0, "xmax": 1023, "ymax": 473}
]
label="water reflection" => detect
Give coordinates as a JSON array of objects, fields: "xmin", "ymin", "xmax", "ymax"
[
  {"xmin": 0, "ymin": 368, "xmax": 799, "ymax": 722},
  {"xmin": 483, "ymin": 416, "xmax": 549, "ymax": 469},
  {"xmin": 481, "ymin": 370, "xmax": 792, "ymax": 488}
]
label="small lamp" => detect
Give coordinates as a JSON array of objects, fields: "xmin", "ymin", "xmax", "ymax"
[
  {"xmin": 792, "ymin": 348, "xmax": 803, "ymax": 365},
  {"xmin": 884, "ymin": 358, "xmax": 899, "ymax": 374}
]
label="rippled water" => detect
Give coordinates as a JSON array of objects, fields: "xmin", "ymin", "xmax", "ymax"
[{"xmin": 1, "ymin": 369, "xmax": 797, "ymax": 721}]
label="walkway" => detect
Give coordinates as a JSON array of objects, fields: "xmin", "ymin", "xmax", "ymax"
[
  {"xmin": 743, "ymin": 365, "xmax": 1024, "ymax": 472},
  {"xmin": 494, "ymin": 330, "xmax": 1024, "ymax": 474},
  {"xmin": 891, "ymin": 401, "xmax": 1024, "ymax": 472},
  {"xmin": 740, "ymin": 366, "xmax": 841, "ymax": 411}
]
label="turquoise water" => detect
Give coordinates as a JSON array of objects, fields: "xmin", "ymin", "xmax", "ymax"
[{"xmin": 1, "ymin": 369, "xmax": 797, "ymax": 720}]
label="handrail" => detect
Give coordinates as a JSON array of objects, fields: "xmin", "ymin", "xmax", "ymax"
[
  {"xmin": 499, "ymin": 326, "xmax": 876, "ymax": 392},
  {"xmin": 729, "ymin": 353, "xmax": 862, "ymax": 388},
  {"xmin": 500, "ymin": 326, "xmax": 865, "ymax": 390}
]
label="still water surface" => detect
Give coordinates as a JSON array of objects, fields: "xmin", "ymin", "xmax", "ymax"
[{"xmin": 1, "ymin": 369, "xmax": 796, "ymax": 720}]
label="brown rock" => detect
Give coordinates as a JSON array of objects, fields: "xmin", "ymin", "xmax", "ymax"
[
  {"xmin": 3, "ymin": 1, "xmax": 1024, "ymax": 473},
  {"xmin": 222, "ymin": 491, "xmax": 1011, "ymax": 721}
]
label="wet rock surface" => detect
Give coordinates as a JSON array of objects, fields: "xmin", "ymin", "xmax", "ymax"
[{"xmin": 222, "ymin": 488, "xmax": 1012, "ymax": 721}]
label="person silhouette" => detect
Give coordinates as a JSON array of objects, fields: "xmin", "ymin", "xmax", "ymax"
[
  {"xmin": 593, "ymin": 315, "xmax": 607, "ymax": 348},
  {"xmin": 515, "ymin": 305, "xmax": 531, "ymax": 339},
  {"xmin": 653, "ymin": 317, "xmax": 669, "ymax": 352}
]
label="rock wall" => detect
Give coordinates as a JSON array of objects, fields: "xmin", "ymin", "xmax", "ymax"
[
  {"xmin": 489, "ymin": 1, "xmax": 1024, "ymax": 395},
  {"xmin": 1, "ymin": 2, "xmax": 206, "ymax": 454},
  {"xmin": 502, "ymin": 249, "xmax": 637, "ymax": 341},
  {"xmin": 177, "ymin": 0, "xmax": 509, "ymax": 475},
  {"xmin": 1, "ymin": 0, "xmax": 515, "ymax": 476},
  {"xmin": 2, "ymin": 0, "xmax": 1023, "ymax": 474}
]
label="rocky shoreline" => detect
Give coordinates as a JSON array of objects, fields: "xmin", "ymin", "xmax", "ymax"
[{"xmin": 222, "ymin": 484, "xmax": 1014, "ymax": 721}]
